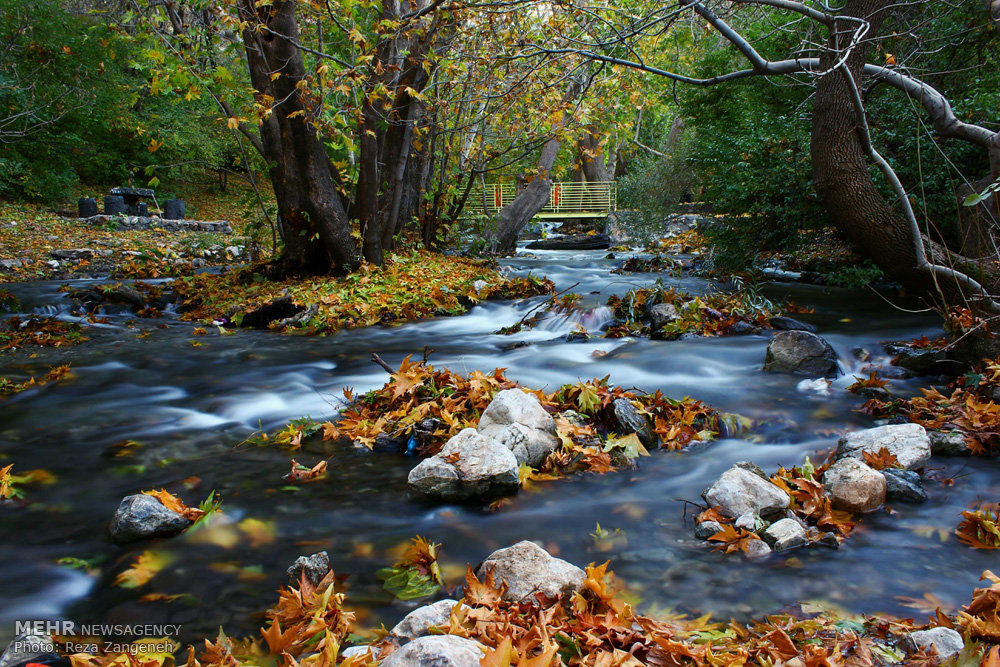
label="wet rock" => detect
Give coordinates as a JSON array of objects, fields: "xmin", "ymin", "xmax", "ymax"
[
  {"xmin": 744, "ymin": 539, "xmax": 772, "ymax": 561},
  {"xmin": 647, "ymin": 303, "xmax": 680, "ymax": 329},
  {"xmin": 882, "ymin": 469, "xmax": 927, "ymax": 503},
  {"xmin": 729, "ymin": 321, "xmax": 761, "ymax": 336},
  {"xmin": 817, "ymin": 532, "xmax": 841, "ymax": 549},
  {"xmin": 837, "ymin": 423, "xmax": 931, "ymax": 470},
  {"xmin": 761, "ymin": 518, "xmax": 807, "ymax": 552},
  {"xmin": 50, "ymin": 248, "xmax": 94, "ymax": 260},
  {"xmin": 46, "ymin": 260, "xmax": 59, "ymax": 269},
  {"xmin": 241, "ymin": 296, "xmax": 305, "ymax": 329},
  {"xmin": 612, "ymin": 398, "xmax": 656, "ymax": 447},
  {"xmin": 929, "ymin": 429, "xmax": 970, "ymax": 456},
  {"xmin": 109, "ymin": 494, "xmax": 191, "ymax": 544},
  {"xmin": 856, "ymin": 385, "xmax": 892, "ymax": 401},
  {"xmin": 472, "ymin": 279, "xmax": 489, "ymax": 292},
  {"xmin": 0, "ymin": 259, "xmax": 22, "ymax": 270},
  {"xmin": 526, "ymin": 234, "xmax": 611, "ymax": 250},
  {"xmin": 823, "ymin": 458, "xmax": 886, "ymax": 514},
  {"xmin": 286, "ymin": 551, "xmax": 331, "ymax": 586},
  {"xmin": 768, "ymin": 316, "xmax": 817, "ymax": 333},
  {"xmin": 0, "ymin": 632, "xmax": 60, "ymax": 667},
  {"xmin": 901, "ymin": 627, "xmax": 964, "ymax": 659},
  {"xmin": 889, "ymin": 345, "xmax": 949, "ymax": 376},
  {"xmin": 703, "ymin": 463, "xmax": 790, "ymax": 519},
  {"xmin": 477, "ymin": 389, "xmax": 558, "ymax": 466},
  {"xmin": 391, "ymin": 599, "xmax": 466, "ymax": 640},
  {"xmin": 380, "ymin": 635, "xmax": 484, "ymax": 667},
  {"xmin": 763, "ymin": 331, "xmax": 839, "ymax": 376},
  {"xmin": 476, "ymin": 541, "xmax": 585, "ymax": 603},
  {"xmin": 407, "ymin": 428, "xmax": 519, "ymax": 501},
  {"xmin": 694, "ymin": 520, "xmax": 723, "ymax": 540}
]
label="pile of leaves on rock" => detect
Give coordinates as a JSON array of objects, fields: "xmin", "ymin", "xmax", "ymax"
[
  {"xmin": 174, "ymin": 250, "xmax": 553, "ymax": 334},
  {"xmin": 698, "ymin": 458, "xmax": 861, "ymax": 557},
  {"xmin": 861, "ymin": 356, "xmax": 1000, "ymax": 456},
  {"xmin": 57, "ymin": 551, "xmax": 1000, "ymax": 667},
  {"xmin": 265, "ymin": 356, "xmax": 721, "ymax": 480},
  {"xmin": 604, "ymin": 283, "xmax": 778, "ymax": 339}
]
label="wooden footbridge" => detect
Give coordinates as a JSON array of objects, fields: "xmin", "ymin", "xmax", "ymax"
[{"xmin": 463, "ymin": 181, "xmax": 617, "ymax": 220}]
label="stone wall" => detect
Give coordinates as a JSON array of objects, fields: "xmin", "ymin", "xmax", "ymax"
[{"xmin": 79, "ymin": 215, "xmax": 232, "ymax": 234}]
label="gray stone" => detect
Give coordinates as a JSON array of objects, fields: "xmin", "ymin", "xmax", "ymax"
[
  {"xmin": 817, "ymin": 532, "xmax": 841, "ymax": 549},
  {"xmin": 477, "ymin": 389, "xmax": 558, "ymax": 466},
  {"xmin": 45, "ymin": 260, "xmax": 59, "ymax": 269},
  {"xmin": 286, "ymin": 551, "xmax": 331, "ymax": 586},
  {"xmin": 744, "ymin": 539, "xmax": 772, "ymax": 561},
  {"xmin": 768, "ymin": 316, "xmax": 817, "ymax": 333},
  {"xmin": 694, "ymin": 520, "xmax": 723, "ymax": 540},
  {"xmin": 476, "ymin": 541, "xmax": 585, "ymax": 603},
  {"xmin": 929, "ymin": 430, "xmax": 971, "ymax": 456},
  {"xmin": 837, "ymin": 423, "xmax": 931, "ymax": 470},
  {"xmin": 104, "ymin": 194, "xmax": 126, "ymax": 216},
  {"xmin": 729, "ymin": 321, "xmax": 761, "ymax": 336},
  {"xmin": 51, "ymin": 248, "xmax": 94, "ymax": 260},
  {"xmin": 764, "ymin": 330, "xmax": 839, "ymax": 376},
  {"xmin": 823, "ymin": 458, "xmax": 886, "ymax": 514},
  {"xmin": 0, "ymin": 259, "xmax": 22, "ymax": 270},
  {"xmin": 78, "ymin": 197, "xmax": 98, "ymax": 218},
  {"xmin": 379, "ymin": 635, "xmax": 485, "ymax": 667},
  {"xmin": 109, "ymin": 494, "xmax": 191, "ymax": 544},
  {"xmin": 472, "ymin": 280, "xmax": 489, "ymax": 292},
  {"xmin": 163, "ymin": 199, "xmax": 185, "ymax": 220},
  {"xmin": 734, "ymin": 513, "xmax": 757, "ymax": 532},
  {"xmin": 612, "ymin": 398, "xmax": 656, "ymax": 447},
  {"xmin": 0, "ymin": 633, "xmax": 59, "ymax": 667},
  {"xmin": 902, "ymin": 627, "xmax": 964, "ymax": 659},
  {"xmin": 882, "ymin": 468, "xmax": 927, "ymax": 503},
  {"xmin": 703, "ymin": 463, "xmax": 790, "ymax": 519},
  {"xmin": 408, "ymin": 428, "xmax": 519, "ymax": 501},
  {"xmin": 648, "ymin": 303, "xmax": 680, "ymax": 329},
  {"xmin": 761, "ymin": 518, "xmax": 807, "ymax": 552},
  {"xmin": 391, "ymin": 599, "xmax": 466, "ymax": 640}
]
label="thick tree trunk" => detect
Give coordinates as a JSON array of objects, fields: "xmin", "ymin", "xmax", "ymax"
[
  {"xmin": 577, "ymin": 127, "xmax": 613, "ymax": 183},
  {"xmin": 484, "ymin": 137, "xmax": 562, "ymax": 253},
  {"xmin": 810, "ymin": 0, "xmax": 999, "ymax": 302},
  {"xmin": 238, "ymin": 0, "xmax": 359, "ymax": 276}
]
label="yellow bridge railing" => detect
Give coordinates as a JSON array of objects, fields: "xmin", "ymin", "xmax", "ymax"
[{"xmin": 463, "ymin": 181, "xmax": 617, "ymax": 219}]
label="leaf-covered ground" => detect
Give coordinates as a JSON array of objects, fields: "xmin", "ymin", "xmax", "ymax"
[
  {"xmin": 173, "ymin": 250, "xmax": 553, "ymax": 334},
  {"xmin": 0, "ymin": 181, "xmax": 266, "ymax": 283},
  {"xmin": 57, "ymin": 547, "xmax": 1000, "ymax": 667}
]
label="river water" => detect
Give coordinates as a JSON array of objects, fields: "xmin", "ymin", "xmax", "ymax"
[{"xmin": 1, "ymin": 247, "xmax": 997, "ymax": 645}]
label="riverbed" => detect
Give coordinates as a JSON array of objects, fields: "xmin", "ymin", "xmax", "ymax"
[{"xmin": 1, "ymin": 247, "xmax": 995, "ymax": 644}]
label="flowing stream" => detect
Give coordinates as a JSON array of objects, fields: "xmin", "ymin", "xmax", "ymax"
[{"xmin": 1, "ymin": 246, "xmax": 997, "ymax": 644}]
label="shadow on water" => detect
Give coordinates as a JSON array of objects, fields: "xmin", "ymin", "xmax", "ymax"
[{"xmin": 1, "ymin": 247, "xmax": 994, "ymax": 643}]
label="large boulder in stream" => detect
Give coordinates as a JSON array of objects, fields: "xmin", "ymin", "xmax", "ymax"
[
  {"xmin": 702, "ymin": 462, "xmax": 790, "ymax": 519},
  {"xmin": 380, "ymin": 636, "xmax": 485, "ymax": 667},
  {"xmin": 477, "ymin": 541, "xmax": 586, "ymax": 603},
  {"xmin": 526, "ymin": 234, "xmax": 611, "ymax": 250},
  {"xmin": 477, "ymin": 389, "xmax": 559, "ymax": 466},
  {"xmin": 408, "ymin": 428, "xmax": 519, "ymax": 501},
  {"xmin": 836, "ymin": 423, "xmax": 931, "ymax": 470},
  {"xmin": 764, "ymin": 330, "xmax": 839, "ymax": 376},
  {"xmin": 108, "ymin": 494, "xmax": 191, "ymax": 544}
]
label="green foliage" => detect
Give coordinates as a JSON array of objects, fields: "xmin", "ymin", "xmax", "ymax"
[
  {"xmin": 822, "ymin": 262, "xmax": 886, "ymax": 289},
  {"xmin": 0, "ymin": 0, "xmax": 237, "ymax": 202}
]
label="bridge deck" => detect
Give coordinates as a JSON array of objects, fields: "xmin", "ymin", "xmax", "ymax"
[{"xmin": 463, "ymin": 181, "xmax": 617, "ymax": 219}]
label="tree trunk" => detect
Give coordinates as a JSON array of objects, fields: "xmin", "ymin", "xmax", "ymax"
[
  {"xmin": 484, "ymin": 137, "xmax": 562, "ymax": 253},
  {"xmin": 238, "ymin": 0, "xmax": 359, "ymax": 276},
  {"xmin": 809, "ymin": 0, "xmax": 998, "ymax": 302}
]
